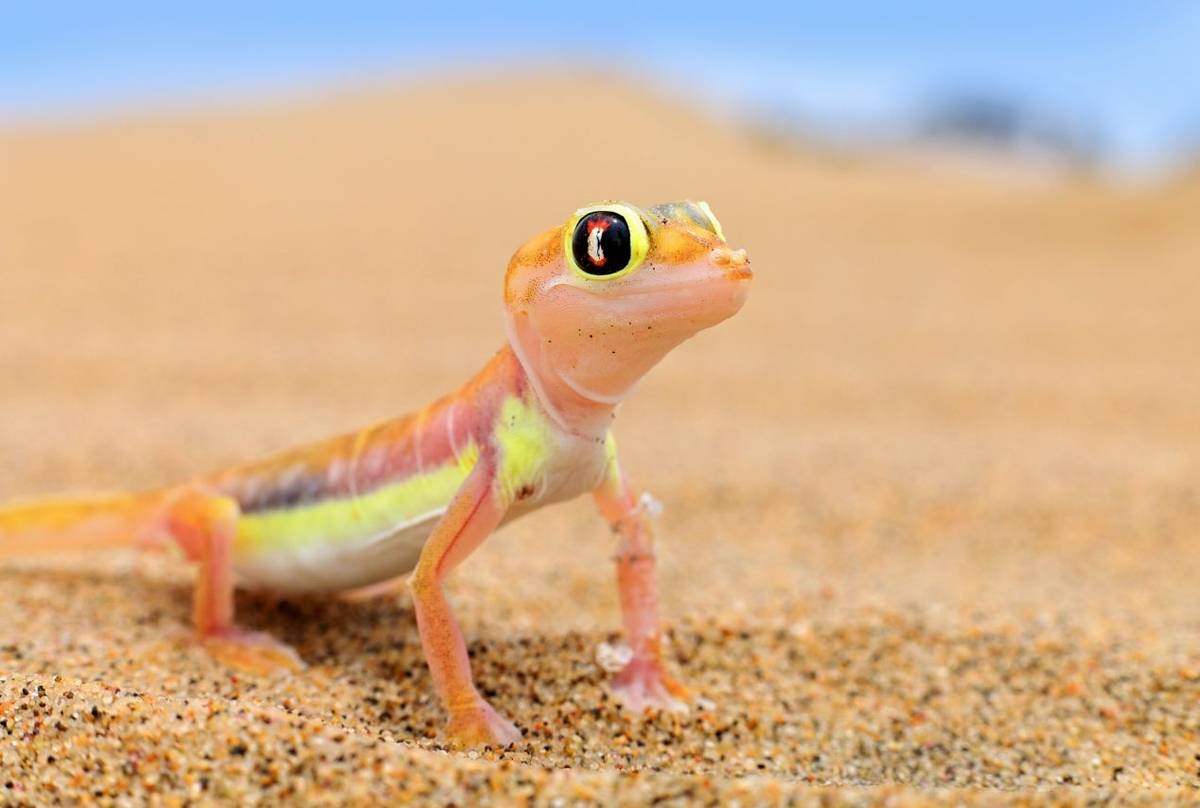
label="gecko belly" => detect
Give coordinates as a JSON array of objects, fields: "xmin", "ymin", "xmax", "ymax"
[
  {"xmin": 232, "ymin": 509, "xmax": 442, "ymax": 593},
  {"xmin": 224, "ymin": 438, "xmax": 482, "ymax": 593},
  {"xmin": 223, "ymin": 391, "xmax": 608, "ymax": 594}
]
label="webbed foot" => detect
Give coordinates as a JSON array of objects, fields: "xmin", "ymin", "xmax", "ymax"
[
  {"xmin": 444, "ymin": 701, "xmax": 522, "ymax": 748},
  {"xmin": 202, "ymin": 629, "xmax": 305, "ymax": 676},
  {"xmin": 612, "ymin": 657, "xmax": 691, "ymax": 713}
]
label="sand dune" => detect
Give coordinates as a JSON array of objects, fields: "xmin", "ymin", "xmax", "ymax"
[{"xmin": 1, "ymin": 72, "xmax": 1199, "ymax": 804}]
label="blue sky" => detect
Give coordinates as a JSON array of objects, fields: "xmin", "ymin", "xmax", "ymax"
[{"xmin": 3, "ymin": 2, "xmax": 1198, "ymax": 171}]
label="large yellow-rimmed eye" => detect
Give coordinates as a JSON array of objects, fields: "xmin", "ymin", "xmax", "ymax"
[{"xmin": 564, "ymin": 203, "xmax": 649, "ymax": 280}]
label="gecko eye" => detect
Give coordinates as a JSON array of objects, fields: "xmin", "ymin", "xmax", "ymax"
[
  {"xmin": 571, "ymin": 212, "xmax": 631, "ymax": 276},
  {"xmin": 564, "ymin": 203, "xmax": 650, "ymax": 281}
]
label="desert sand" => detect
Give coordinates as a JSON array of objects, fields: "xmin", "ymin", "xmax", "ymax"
[{"xmin": 1, "ymin": 72, "xmax": 1198, "ymax": 805}]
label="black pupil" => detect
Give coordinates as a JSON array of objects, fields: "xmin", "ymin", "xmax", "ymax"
[{"xmin": 571, "ymin": 212, "xmax": 631, "ymax": 276}]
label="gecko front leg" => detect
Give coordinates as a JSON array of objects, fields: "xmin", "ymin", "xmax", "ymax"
[
  {"xmin": 592, "ymin": 454, "xmax": 691, "ymax": 713},
  {"xmin": 407, "ymin": 453, "xmax": 520, "ymax": 748}
]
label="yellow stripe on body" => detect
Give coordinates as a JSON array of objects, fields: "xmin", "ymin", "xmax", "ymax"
[
  {"xmin": 235, "ymin": 441, "xmax": 480, "ymax": 556},
  {"xmin": 493, "ymin": 394, "xmax": 554, "ymax": 505},
  {"xmin": 234, "ymin": 392, "xmax": 558, "ymax": 557},
  {"xmin": 603, "ymin": 430, "xmax": 618, "ymax": 468}
]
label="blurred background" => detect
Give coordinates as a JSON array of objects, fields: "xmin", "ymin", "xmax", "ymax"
[
  {"xmin": 3, "ymin": 0, "xmax": 1200, "ymax": 595},
  {"xmin": 2, "ymin": 2, "xmax": 1200, "ymax": 793},
  {"xmin": 4, "ymin": 2, "xmax": 1199, "ymax": 175},
  {"xmin": 2, "ymin": 0, "xmax": 1199, "ymax": 620}
]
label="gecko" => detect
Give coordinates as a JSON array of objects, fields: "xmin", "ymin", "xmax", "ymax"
[{"xmin": 0, "ymin": 200, "xmax": 751, "ymax": 747}]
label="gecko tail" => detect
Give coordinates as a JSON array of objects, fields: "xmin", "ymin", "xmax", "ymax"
[{"xmin": 0, "ymin": 491, "xmax": 168, "ymax": 559}]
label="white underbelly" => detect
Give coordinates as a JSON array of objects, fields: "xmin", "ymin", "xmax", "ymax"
[
  {"xmin": 230, "ymin": 431, "xmax": 608, "ymax": 594},
  {"xmin": 233, "ymin": 510, "xmax": 442, "ymax": 593}
]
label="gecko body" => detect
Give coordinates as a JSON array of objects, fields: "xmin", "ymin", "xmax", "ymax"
[
  {"xmin": 218, "ymin": 360, "xmax": 606, "ymax": 593},
  {"xmin": 0, "ymin": 200, "xmax": 751, "ymax": 747}
]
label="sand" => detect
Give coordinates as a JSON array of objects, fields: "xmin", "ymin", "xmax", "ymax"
[{"xmin": 1, "ymin": 72, "xmax": 1198, "ymax": 805}]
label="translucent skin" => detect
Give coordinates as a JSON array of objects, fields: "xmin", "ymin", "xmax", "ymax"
[{"xmin": 0, "ymin": 200, "xmax": 751, "ymax": 748}]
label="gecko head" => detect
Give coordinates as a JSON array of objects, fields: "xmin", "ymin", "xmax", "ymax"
[{"xmin": 504, "ymin": 200, "xmax": 751, "ymax": 405}]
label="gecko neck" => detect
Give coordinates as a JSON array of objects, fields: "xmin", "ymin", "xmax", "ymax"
[{"xmin": 502, "ymin": 313, "xmax": 619, "ymax": 442}]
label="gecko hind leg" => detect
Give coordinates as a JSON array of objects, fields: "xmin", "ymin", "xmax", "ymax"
[{"xmin": 165, "ymin": 490, "xmax": 304, "ymax": 676}]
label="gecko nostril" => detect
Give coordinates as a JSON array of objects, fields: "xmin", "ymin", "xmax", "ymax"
[
  {"xmin": 710, "ymin": 247, "xmax": 749, "ymax": 268},
  {"xmin": 710, "ymin": 249, "xmax": 752, "ymax": 281}
]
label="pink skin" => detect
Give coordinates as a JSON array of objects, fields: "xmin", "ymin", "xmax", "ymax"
[
  {"xmin": 409, "ymin": 449, "xmax": 522, "ymax": 747},
  {"xmin": 410, "ymin": 205, "xmax": 750, "ymax": 745},
  {"xmin": 502, "ymin": 205, "xmax": 752, "ymax": 722},
  {"xmin": 593, "ymin": 467, "xmax": 691, "ymax": 713},
  {"xmin": 164, "ymin": 490, "xmax": 304, "ymax": 674},
  {"xmin": 0, "ymin": 202, "xmax": 750, "ymax": 749},
  {"xmin": 506, "ymin": 241, "xmax": 751, "ymax": 436}
]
